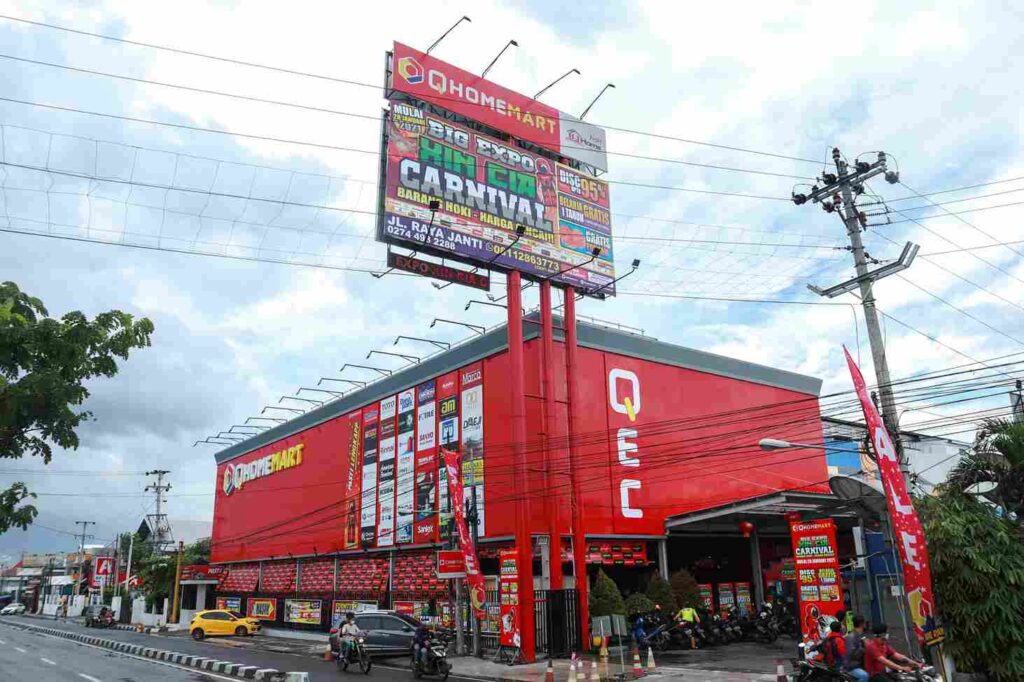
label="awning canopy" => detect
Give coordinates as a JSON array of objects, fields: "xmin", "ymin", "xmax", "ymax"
[{"xmin": 665, "ymin": 491, "xmax": 857, "ymax": 535}]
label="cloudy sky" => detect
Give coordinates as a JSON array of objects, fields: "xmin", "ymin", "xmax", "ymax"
[{"xmin": 2, "ymin": 0, "xmax": 1023, "ymax": 561}]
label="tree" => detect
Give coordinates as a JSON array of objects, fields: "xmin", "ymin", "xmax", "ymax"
[
  {"xmin": 589, "ymin": 569, "xmax": 625, "ymax": 617},
  {"xmin": 669, "ymin": 569, "xmax": 701, "ymax": 610},
  {"xmin": 918, "ymin": 491, "xmax": 1024, "ymax": 680},
  {"xmin": 132, "ymin": 537, "xmax": 210, "ymax": 609},
  {"xmin": 645, "ymin": 574, "xmax": 676, "ymax": 610},
  {"xmin": 624, "ymin": 592, "xmax": 655, "ymax": 617},
  {"xmin": 946, "ymin": 418, "xmax": 1024, "ymax": 526},
  {"xmin": 0, "ymin": 281, "xmax": 153, "ymax": 533}
]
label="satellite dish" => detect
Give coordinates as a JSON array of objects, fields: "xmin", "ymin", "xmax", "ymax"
[
  {"xmin": 829, "ymin": 474, "xmax": 888, "ymax": 515},
  {"xmin": 965, "ymin": 480, "xmax": 998, "ymax": 496}
]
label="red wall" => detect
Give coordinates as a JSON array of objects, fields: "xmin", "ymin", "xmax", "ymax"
[{"xmin": 211, "ymin": 337, "xmax": 826, "ymax": 563}]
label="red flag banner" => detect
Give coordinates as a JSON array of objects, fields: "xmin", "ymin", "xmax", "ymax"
[
  {"xmin": 844, "ymin": 347, "xmax": 944, "ymax": 646},
  {"xmin": 441, "ymin": 448, "xmax": 487, "ymax": 620}
]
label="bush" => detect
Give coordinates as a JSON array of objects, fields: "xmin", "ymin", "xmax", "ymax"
[
  {"xmin": 624, "ymin": 592, "xmax": 655, "ymax": 616},
  {"xmin": 646, "ymin": 574, "xmax": 676, "ymax": 610},
  {"xmin": 669, "ymin": 569, "xmax": 701, "ymax": 609},
  {"xmin": 589, "ymin": 569, "xmax": 625, "ymax": 617}
]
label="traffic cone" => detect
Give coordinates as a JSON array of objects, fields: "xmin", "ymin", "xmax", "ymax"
[
  {"xmin": 545, "ymin": 659, "xmax": 555, "ymax": 682},
  {"xmin": 589, "ymin": 659, "xmax": 600, "ymax": 682},
  {"xmin": 775, "ymin": 660, "xmax": 787, "ymax": 682},
  {"xmin": 632, "ymin": 648, "xmax": 645, "ymax": 679},
  {"xmin": 568, "ymin": 660, "xmax": 578, "ymax": 682},
  {"xmin": 646, "ymin": 646, "xmax": 656, "ymax": 674},
  {"xmin": 323, "ymin": 646, "xmax": 333, "ymax": 662}
]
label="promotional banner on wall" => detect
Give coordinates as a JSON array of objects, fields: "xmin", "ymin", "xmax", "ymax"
[
  {"xmin": 359, "ymin": 405, "xmax": 379, "ymax": 547},
  {"xmin": 216, "ymin": 597, "xmax": 241, "ymax": 612},
  {"xmin": 460, "ymin": 363, "xmax": 485, "ymax": 536},
  {"xmin": 378, "ymin": 102, "xmax": 615, "ymax": 294},
  {"xmin": 343, "ymin": 411, "xmax": 363, "ymax": 550},
  {"xmin": 498, "ymin": 549, "xmax": 520, "ymax": 648},
  {"xmin": 735, "ymin": 582, "xmax": 752, "ymax": 616},
  {"xmin": 697, "ymin": 584, "xmax": 714, "ymax": 613},
  {"xmin": 414, "ymin": 380, "xmax": 438, "ymax": 543},
  {"xmin": 436, "ymin": 373, "xmax": 459, "ymax": 543},
  {"xmin": 716, "ymin": 583, "xmax": 735, "ymax": 613},
  {"xmin": 376, "ymin": 396, "xmax": 398, "ymax": 547},
  {"xmin": 396, "ymin": 388, "xmax": 417, "ymax": 543},
  {"xmin": 844, "ymin": 348, "xmax": 943, "ymax": 646},
  {"xmin": 247, "ymin": 598, "xmax": 277, "ymax": 621},
  {"xmin": 441, "ymin": 448, "xmax": 486, "ymax": 619},
  {"xmin": 790, "ymin": 518, "xmax": 843, "ymax": 640},
  {"xmin": 284, "ymin": 599, "xmax": 323, "ymax": 625}
]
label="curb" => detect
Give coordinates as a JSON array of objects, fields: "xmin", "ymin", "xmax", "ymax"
[{"xmin": 0, "ymin": 620, "xmax": 308, "ymax": 681}]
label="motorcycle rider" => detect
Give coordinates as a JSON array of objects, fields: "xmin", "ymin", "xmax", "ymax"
[
  {"xmin": 675, "ymin": 603, "xmax": 700, "ymax": 625},
  {"xmin": 412, "ymin": 623, "xmax": 432, "ymax": 669},
  {"xmin": 632, "ymin": 614, "xmax": 648, "ymax": 648},
  {"xmin": 843, "ymin": 615, "xmax": 869, "ymax": 682},
  {"xmin": 340, "ymin": 612, "xmax": 362, "ymax": 661},
  {"xmin": 822, "ymin": 621, "xmax": 846, "ymax": 672},
  {"xmin": 863, "ymin": 623, "xmax": 922, "ymax": 678}
]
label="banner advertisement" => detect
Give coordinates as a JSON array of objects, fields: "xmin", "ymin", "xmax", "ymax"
[
  {"xmin": 247, "ymin": 598, "xmax": 277, "ymax": 621},
  {"xmin": 344, "ymin": 411, "xmax": 363, "ymax": 550},
  {"xmin": 716, "ymin": 583, "xmax": 735, "ymax": 613},
  {"xmin": 379, "ymin": 102, "xmax": 615, "ymax": 294},
  {"xmin": 735, "ymin": 582, "xmax": 752, "ymax": 616},
  {"xmin": 376, "ymin": 396, "xmax": 398, "ymax": 547},
  {"xmin": 498, "ymin": 549, "xmax": 520, "ymax": 648},
  {"xmin": 387, "ymin": 252, "xmax": 491, "ymax": 291},
  {"xmin": 460, "ymin": 363, "xmax": 485, "ymax": 536},
  {"xmin": 441, "ymin": 448, "xmax": 486, "ymax": 620},
  {"xmin": 697, "ymin": 584, "xmax": 714, "ymax": 613},
  {"xmin": 396, "ymin": 388, "xmax": 417, "ymax": 543},
  {"xmin": 90, "ymin": 556, "xmax": 113, "ymax": 588},
  {"xmin": 436, "ymin": 549, "xmax": 467, "ymax": 578},
  {"xmin": 359, "ymin": 406, "xmax": 379, "ymax": 547},
  {"xmin": 389, "ymin": 42, "xmax": 608, "ymax": 171},
  {"xmin": 180, "ymin": 565, "xmax": 226, "ymax": 582},
  {"xmin": 284, "ymin": 599, "xmax": 323, "ymax": 625},
  {"xmin": 436, "ymin": 373, "xmax": 459, "ymax": 543},
  {"xmin": 845, "ymin": 348, "xmax": 943, "ymax": 646},
  {"xmin": 414, "ymin": 380, "xmax": 438, "ymax": 543},
  {"xmin": 332, "ymin": 600, "xmax": 377, "ymax": 627},
  {"xmin": 216, "ymin": 597, "xmax": 241, "ymax": 612},
  {"xmin": 790, "ymin": 518, "xmax": 844, "ymax": 641}
]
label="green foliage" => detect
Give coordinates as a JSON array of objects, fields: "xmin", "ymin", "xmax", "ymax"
[
  {"xmin": 918, "ymin": 492, "xmax": 1024, "ymax": 680},
  {"xmin": 624, "ymin": 592, "xmax": 655, "ymax": 616},
  {"xmin": 0, "ymin": 281, "xmax": 153, "ymax": 533},
  {"xmin": 589, "ymin": 569, "xmax": 625, "ymax": 617},
  {"xmin": 946, "ymin": 418, "xmax": 1024, "ymax": 526},
  {"xmin": 133, "ymin": 536, "xmax": 211, "ymax": 606},
  {"xmin": 645, "ymin": 574, "xmax": 676, "ymax": 611},
  {"xmin": 669, "ymin": 569, "xmax": 701, "ymax": 610}
]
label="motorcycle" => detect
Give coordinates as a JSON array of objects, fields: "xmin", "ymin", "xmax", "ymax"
[
  {"xmin": 752, "ymin": 608, "xmax": 778, "ymax": 643},
  {"xmin": 672, "ymin": 619, "xmax": 706, "ymax": 649},
  {"xmin": 789, "ymin": 659, "xmax": 859, "ymax": 681},
  {"xmin": 336, "ymin": 636, "xmax": 372, "ymax": 674},
  {"xmin": 645, "ymin": 623, "xmax": 673, "ymax": 652},
  {"xmin": 891, "ymin": 664, "xmax": 942, "ymax": 682},
  {"xmin": 413, "ymin": 632, "xmax": 452, "ymax": 680}
]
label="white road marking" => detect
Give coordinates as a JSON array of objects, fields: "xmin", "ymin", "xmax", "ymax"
[
  {"xmin": 0, "ymin": 638, "xmax": 5, "ymax": 644},
  {"xmin": 14, "ymin": 646, "xmax": 27, "ymax": 653},
  {"xmin": 78, "ymin": 675, "xmax": 103, "ymax": 682},
  {"xmin": 40, "ymin": 657, "xmax": 57, "ymax": 665}
]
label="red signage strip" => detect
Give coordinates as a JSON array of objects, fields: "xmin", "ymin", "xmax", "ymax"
[
  {"xmin": 388, "ymin": 252, "xmax": 490, "ymax": 291},
  {"xmin": 436, "ymin": 550, "xmax": 466, "ymax": 578},
  {"xmin": 844, "ymin": 348, "xmax": 943, "ymax": 646},
  {"xmin": 498, "ymin": 549, "xmax": 520, "ymax": 647},
  {"xmin": 441, "ymin": 448, "xmax": 486, "ymax": 619},
  {"xmin": 390, "ymin": 42, "xmax": 608, "ymax": 171},
  {"xmin": 789, "ymin": 518, "xmax": 843, "ymax": 642}
]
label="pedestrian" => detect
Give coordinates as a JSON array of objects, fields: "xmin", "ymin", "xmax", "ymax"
[{"xmin": 843, "ymin": 615, "xmax": 869, "ymax": 682}]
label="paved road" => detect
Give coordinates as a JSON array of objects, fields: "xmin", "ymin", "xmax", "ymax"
[{"xmin": 0, "ymin": 621, "xmax": 231, "ymax": 681}]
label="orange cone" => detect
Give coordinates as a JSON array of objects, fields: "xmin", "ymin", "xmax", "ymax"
[
  {"xmin": 589, "ymin": 659, "xmax": 600, "ymax": 682},
  {"xmin": 632, "ymin": 648, "xmax": 645, "ymax": 679},
  {"xmin": 545, "ymin": 659, "xmax": 555, "ymax": 682},
  {"xmin": 775, "ymin": 660, "xmax": 787, "ymax": 682},
  {"xmin": 323, "ymin": 646, "xmax": 334, "ymax": 662},
  {"xmin": 646, "ymin": 646, "xmax": 656, "ymax": 674}
]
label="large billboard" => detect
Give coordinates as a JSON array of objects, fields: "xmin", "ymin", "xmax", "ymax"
[
  {"xmin": 379, "ymin": 102, "xmax": 615, "ymax": 293},
  {"xmin": 390, "ymin": 42, "xmax": 608, "ymax": 171}
]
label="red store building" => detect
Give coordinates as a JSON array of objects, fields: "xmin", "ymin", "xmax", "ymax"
[{"xmin": 207, "ymin": 313, "xmax": 840, "ymax": 650}]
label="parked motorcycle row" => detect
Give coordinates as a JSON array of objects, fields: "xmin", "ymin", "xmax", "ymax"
[{"xmin": 640, "ymin": 603, "xmax": 796, "ymax": 652}]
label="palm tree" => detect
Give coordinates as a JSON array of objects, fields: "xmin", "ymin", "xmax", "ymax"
[{"xmin": 945, "ymin": 418, "xmax": 1024, "ymax": 524}]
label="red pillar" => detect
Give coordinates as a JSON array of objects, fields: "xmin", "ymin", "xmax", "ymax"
[
  {"xmin": 540, "ymin": 280, "xmax": 564, "ymax": 589},
  {"xmin": 564, "ymin": 287, "xmax": 590, "ymax": 650},
  {"xmin": 507, "ymin": 270, "xmax": 535, "ymax": 662}
]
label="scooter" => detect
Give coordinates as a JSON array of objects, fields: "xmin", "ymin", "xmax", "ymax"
[
  {"xmin": 891, "ymin": 664, "xmax": 941, "ymax": 681},
  {"xmin": 336, "ymin": 636, "xmax": 372, "ymax": 674},
  {"xmin": 412, "ymin": 632, "xmax": 452, "ymax": 680},
  {"xmin": 646, "ymin": 623, "xmax": 673, "ymax": 652}
]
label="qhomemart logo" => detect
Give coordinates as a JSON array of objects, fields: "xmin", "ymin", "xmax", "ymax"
[
  {"xmin": 222, "ymin": 444, "xmax": 305, "ymax": 495},
  {"xmin": 397, "ymin": 56, "xmax": 423, "ymax": 84}
]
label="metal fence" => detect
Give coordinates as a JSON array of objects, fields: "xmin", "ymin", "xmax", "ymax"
[{"xmin": 536, "ymin": 588, "xmax": 580, "ymax": 658}]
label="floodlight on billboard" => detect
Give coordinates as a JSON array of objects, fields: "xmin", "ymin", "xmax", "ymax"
[
  {"xmin": 389, "ymin": 42, "xmax": 609, "ymax": 172},
  {"xmin": 378, "ymin": 103, "xmax": 615, "ymax": 293}
]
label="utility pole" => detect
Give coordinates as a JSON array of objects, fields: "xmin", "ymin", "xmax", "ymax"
[
  {"xmin": 794, "ymin": 148, "xmax": 917, "ymax": 484},
  {"xmin": 171, "ymin": 541, "xmax": 184, "ymax": 624},
  {"xmin": 145, "ymin": 470, "xmax": 173, "ymax": 550},
  {"xmin": 469, "ymin": 486, "xmax": 482, "ymax": 657},
  {"xmin": 73, "ymin": 521, "xmax": 95, "ymax": 597}
]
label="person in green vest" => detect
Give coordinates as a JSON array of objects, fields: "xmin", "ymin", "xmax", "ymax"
[{"xmin": 675, "ymin": 604, "xmax": 700, "ymax": 624}]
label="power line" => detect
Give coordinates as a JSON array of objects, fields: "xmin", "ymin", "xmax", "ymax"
[
  {"xmin": 880, "ymin": 175, "xmax": 1024, "ymax": 204},
  {"xmin": 923, "ymin": 239, "xmax": 1024, "ymax": 257}
]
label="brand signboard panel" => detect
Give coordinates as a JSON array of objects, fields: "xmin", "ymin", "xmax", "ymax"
[
  {"xmin": 343, "ymin": 411, "xmax": 363, "ymax": 550},
  {"xmin": 789, "ymin": 518, "xmax": 843, "ymax": 640},
  {"xmin": 360, "ymin": 406, "xmax": 379, "ymax": 548},
  {"xmin": 377, "ymin": 396, "xmax": 398, "ymax": 547},
  {"xmin": 395, "ymin": 388, "xmax": 417, "ymax": 544}
]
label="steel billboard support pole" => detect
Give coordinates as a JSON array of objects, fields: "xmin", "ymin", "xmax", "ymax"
[
  {"xmin": 564, "ymin": 287, "xmax": 590, "ymax": 652},
  {"xmin": 507, "ymin": 270, "xmax": 536, "ymax": 662},
  {"xmin": 540, "ymin": 280, "xmax": 564, "ymax": 590}
]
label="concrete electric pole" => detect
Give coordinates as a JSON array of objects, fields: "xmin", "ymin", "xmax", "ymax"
[
  {"xmin": 73, "ymin": 520, "xmax": 95, "ymax": 596},
  {"xmin": 144, "ymin": 470, "xmax": 173, "ymax": 551},
  {"xmin": 793, "ymin": 148, "xmax": 918, "ymax": 482}
]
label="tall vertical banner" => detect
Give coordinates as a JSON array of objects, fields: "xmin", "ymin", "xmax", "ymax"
[
  {"xmin": 396, "ymin": 388, "xmax": 417, "ymax": 543},
  {"xmin": 790, "ymin": 518, "xmax": 843, "ymax": 641},
  {"xmin": 437, "ymin": 372, "xmax": 459, "ymax": 543},
  {"xmin": 414, "ymin": 380, "xmax": 438, "ymax": 543},
  {"xmin": 498, "ymin": 549, "xmax": 520, "ymax": 648},
  {"xmin": 377, "ymin": 395, "xmax": 398, "ymax": 547},
  {"xmin": 441, "ymin": 448, "xmax": 486, "ymax": 620},
  {"xmin": 460, "ymin": 363, "xmax": 485, "ymax": 536},
  {"xmin": 359, "ymin": 407, "xmax": 378, "ymax": 547},
  {"xmin": 844, "ymin": 348, "xmax": 942, "ymax": 645},
  {"xmin": 344, "ymin": 411, "xmax": 364, "ymax": 549}
]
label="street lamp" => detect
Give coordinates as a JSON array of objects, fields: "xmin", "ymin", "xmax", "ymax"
[
  {"xmin": 367, "ymin": 349, "xmax": 420, "ymax": 365},
  {"xmin": 430, "ymin": 318, "xmax": 486, "ymax": 335}
]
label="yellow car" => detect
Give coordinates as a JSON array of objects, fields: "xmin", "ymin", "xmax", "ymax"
[{"xmin": 189, "ymin": 609, "xmax": 261, "ymax": 640}]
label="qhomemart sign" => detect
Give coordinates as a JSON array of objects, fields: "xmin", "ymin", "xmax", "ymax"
[{"xmin": 222, "ymin": 444, "xmax": 305, "ymax": 495}]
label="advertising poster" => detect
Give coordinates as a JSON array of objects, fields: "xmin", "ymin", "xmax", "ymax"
[
  {"xmin": 359, "ymin": 405, "xmax": 379, "ymax": 547},
  {"xmin": 436, "ymin": 550, "xmax": 466, "ymax": 578},
  {"xmin": 735, "ymin": 582, "xmax": 752, "ymax": 616},
  {"xmin": 395, "ymin": 388, "xmax": 417, "ymax": 544},
  {"xmin": 441, "ymin": 448, "xmax": 486, "ymax": 620},
  {"xmin": 343, "ymin": 411, "xmax": 363, "ymax": 550},
  {"xmin": 216, "ymin": 597, "xmax": 241, "ymax": 612},
  {"xmin": 380, "ymin": 102, "xmax": 615, "ymax": 294},
  {"xmin": 376, "ymin": 396, "xmax": 397, "ymax": 547},
  {"xmin": 697, "ymin": 584, "xmax": 714, "ymax": 613},
  {"xmin": 414, "ymin": 380, "xmax": 438, "ymax": 543},
  {"xmin": 436, "ymin": 372, "xmax": 459, "ymax": 543},
  {"xmin": 460, "ymin": 363, "xmax": 485, "ymax": 536},
  {"xmin": 284, "ymin": 599, "xmax": 323, "ymax": 625},
  {"xmin": 789, "ymin": 518, "xmax": 844, "ymax": 640},
  {"xmin": 247, "ymin": 598, "xmax": 277, "ymax": 621},
  {"xmin": 332, "ymin": 601, "xmax": 377, "ymax": 627},
  {"xmin": 498, "ymin": 549, "xmax": 520, "ymax": 648},
  {"xmin": 716, "ymin": 583, "xmax": 735, "ymax": 613}
]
